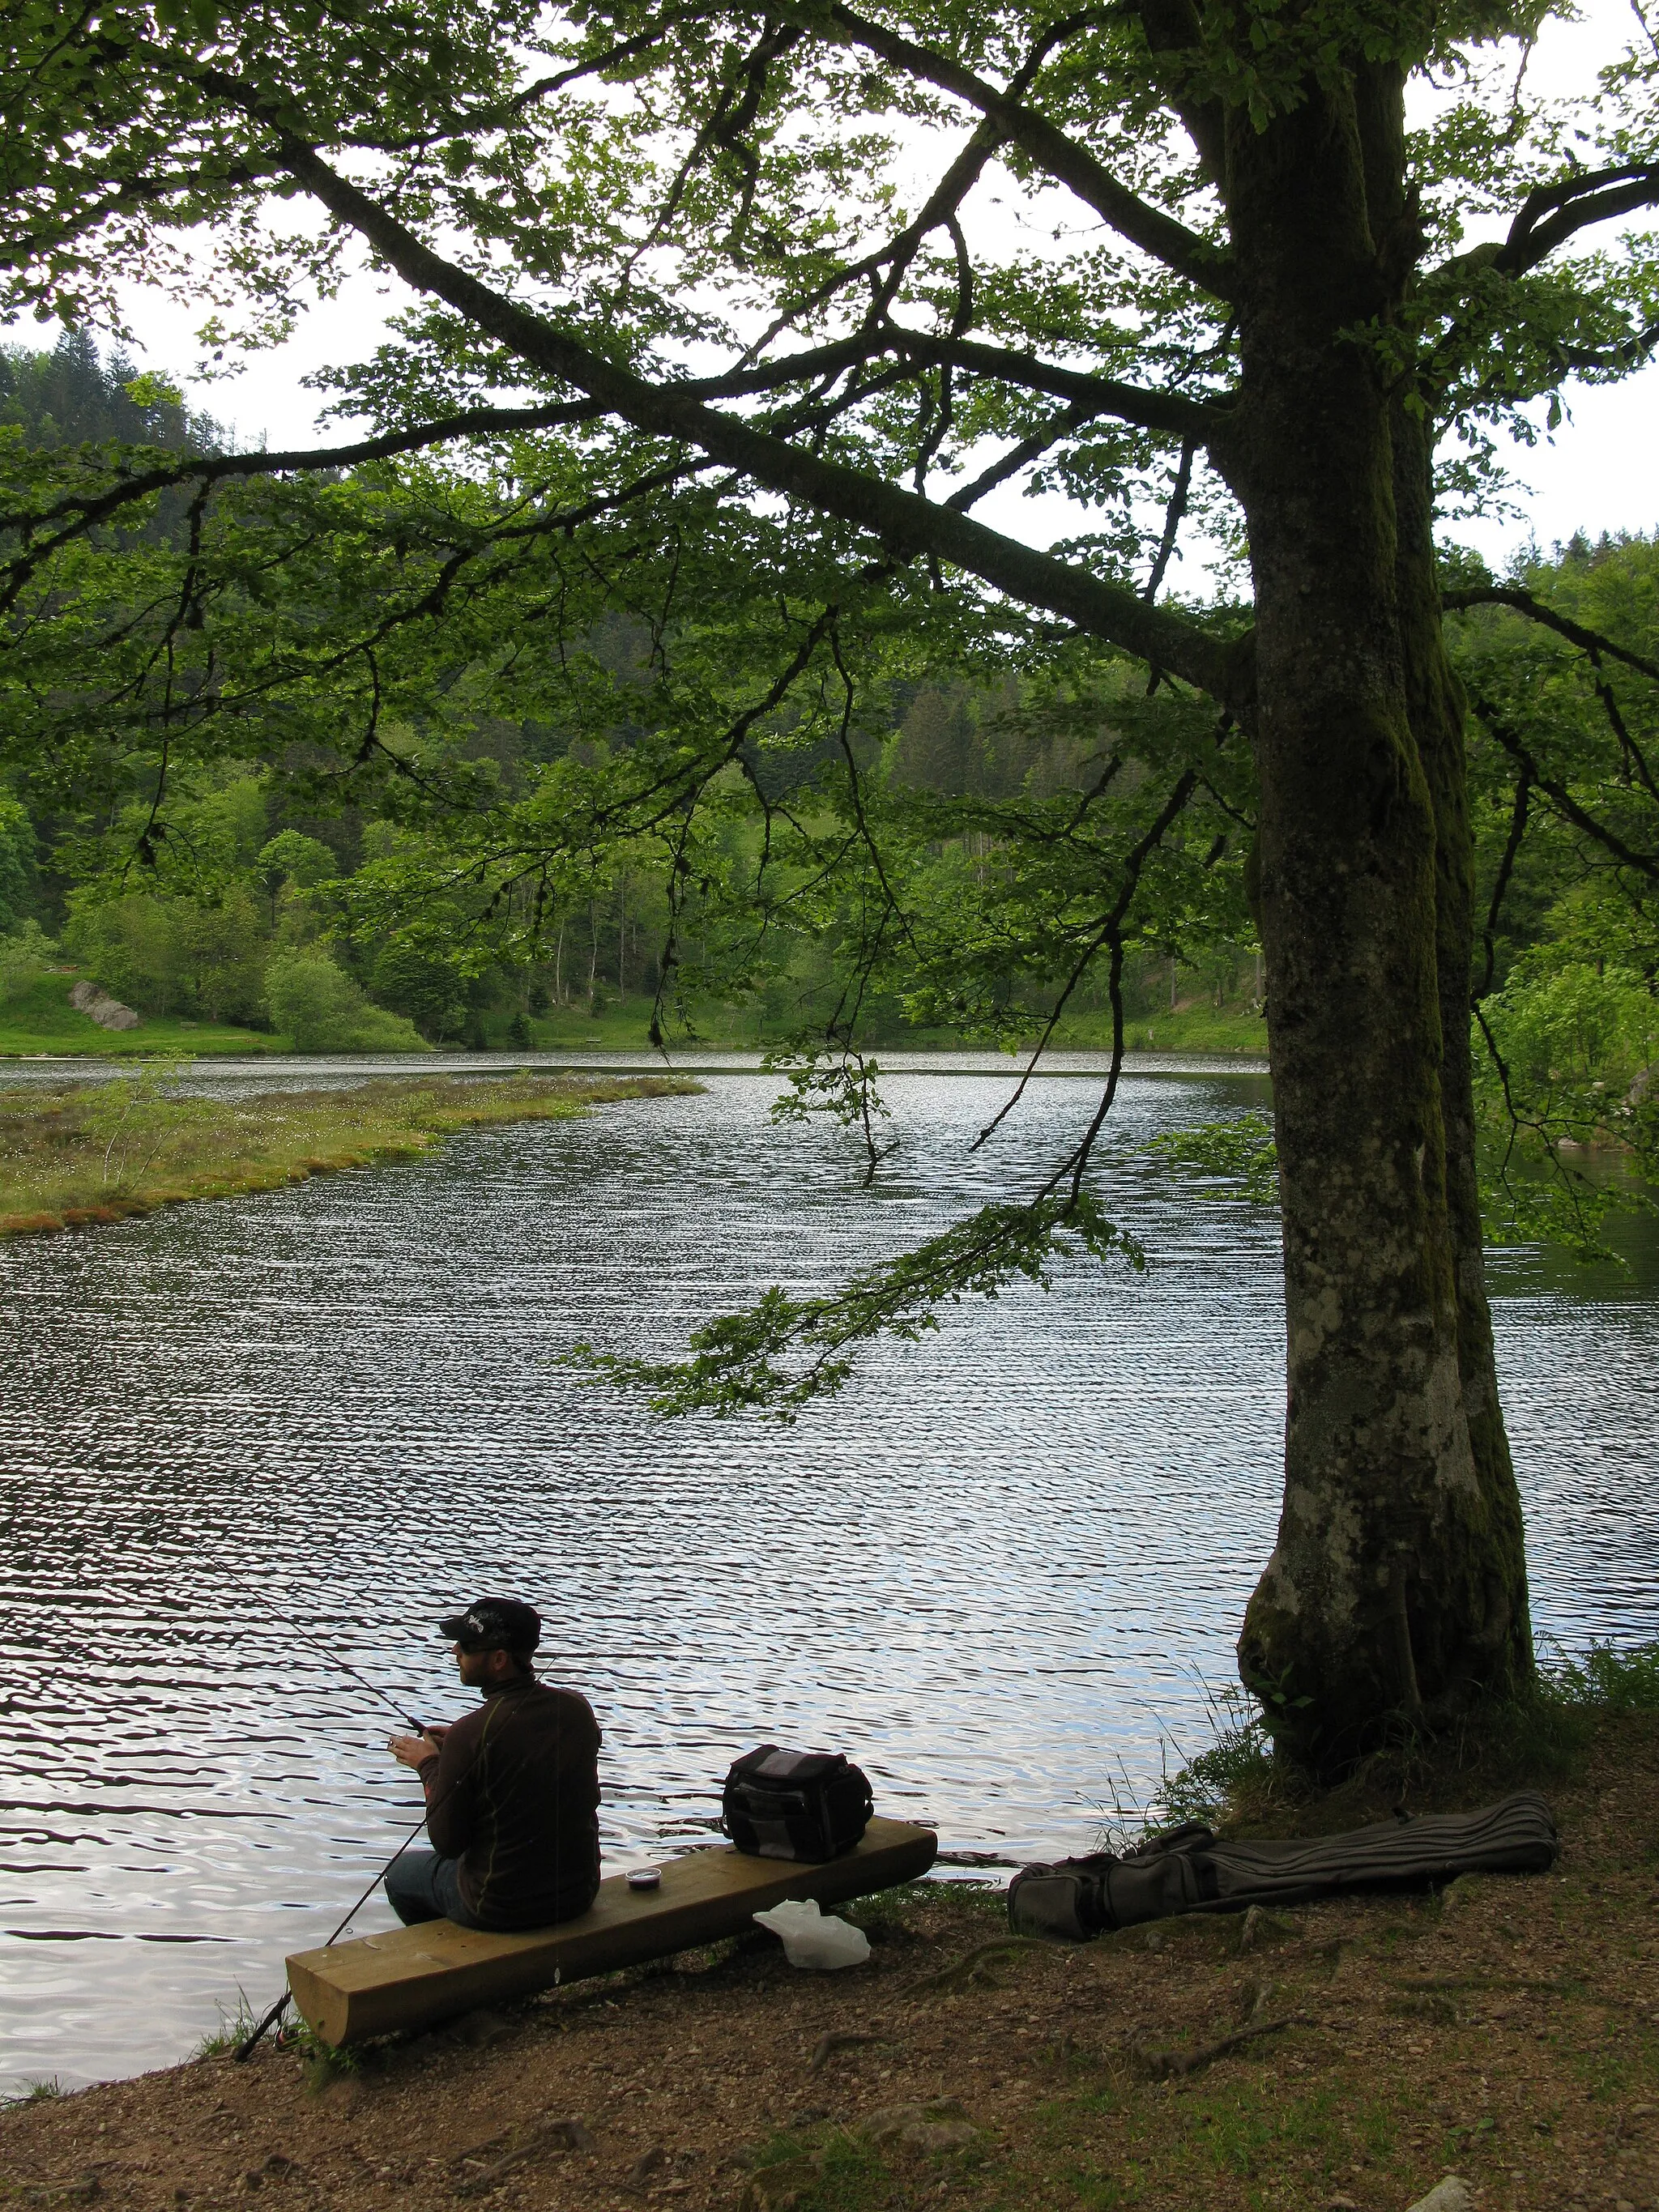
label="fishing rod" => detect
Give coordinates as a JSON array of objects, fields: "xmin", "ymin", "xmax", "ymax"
[
  {"xmin": 180, "ymin": 1557, "xmax": 435, "ymax": 1736},
  {"xmin": 192, "ymin": 1559, "xmax": 543, "ymax": 2060},
  {"xmin": 160, "ymin": 1555, "xmax": 449, "ymax": 2059},
  {"xmin": 233, "ymin": 1676, "xmax": 540, "ymax": 2062},
  {"xmin": 234, "ymin": 1811, "xmax": 431, "ymax": 2061}
]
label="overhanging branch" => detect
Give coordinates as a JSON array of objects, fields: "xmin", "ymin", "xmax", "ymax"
[
  {"xmin": 0, "ymin": 400, "xmax": 600, "ymax": 601},
  {"xmin": 1444, "ymin": 586, "xmax": 1659, "ymax": 687},
  {"xmin": 249, "ymin": 121, "xmax": 1242, "ymax": 705},
  {"xmin": 821, "ymin": 3, "xmax": 1233, "ymax": 299},
  {"xmin": 1469, "ymin": 694, "xmax": 1659, "ymax": 883}
]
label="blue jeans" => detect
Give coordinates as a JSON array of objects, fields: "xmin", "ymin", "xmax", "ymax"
[{"xmin": 384, "ymin": 1848, "xmax": 483, "ymax": 1929}]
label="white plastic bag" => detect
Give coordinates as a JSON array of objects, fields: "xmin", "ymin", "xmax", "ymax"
[{"xmin": 752, "ymin": 1897, "xmax": 872, "ymax": 1969}]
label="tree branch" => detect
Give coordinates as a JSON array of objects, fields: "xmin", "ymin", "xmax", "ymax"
[
  {"xmin": 246, "ymin": 121, "xmax": 1243, "ymax": 705},
  {"xmin": 943, "ymin": 401, "xmax": 1092, "ymax": 511},
  {"xmin": 1430, "ymin": 161, "xmax": 1659, "ymax": 289},
  {"xmin": 738, "ymin": 118, "xmax": 1008, "ymax": 360},
  {"xmin": 896, "ymin": 329, "xmax": 1226, "ymax": 434},
  {"xmin": 1469, "ymin": 694, "xmax": 1659, "ymax": 883},
  {"xmin": 1135, "ymin": 0, "xmax": 1226, "ymax": 185},
  {"xmin": 1492, "ymin": 162, "xmax": 1659, "ymax": 277},
  {"xmin": 1444, "ymin": 587, "xmax": 1659, "ymax": 687},
  {"xmin": 0, "ymin": 401, "xmax": 599, "ymax": 595},
  {"xmin": 823, "ymin": 4, "xmax": 1233, "ymax": 298},
  {"xmin": 972, "ymin": 765, "xmax": 1200, "ymax": 1155},
  {"xmin": 1474, "ymin": 772, "xmax": 1530, "ymax": 1003},
  {"xmin": 1143, "ymin": 431, "xmax": 1196, "ymax": 599}
]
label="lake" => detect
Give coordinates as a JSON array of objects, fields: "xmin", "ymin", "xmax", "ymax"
[{"xmin": 1, "ymin": 1054, "xmax": 1655, "ymax": 2094}]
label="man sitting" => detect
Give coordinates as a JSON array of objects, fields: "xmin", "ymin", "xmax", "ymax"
[{"xmin": 385, "ymin": 1596, "xmax": 601, "ymax": 1931}]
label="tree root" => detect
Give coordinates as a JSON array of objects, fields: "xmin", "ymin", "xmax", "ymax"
[
  {"xmin": 1381, "ymin": 1975, "xmax": 1566, "ymax": 1994},
  {"xmin": 1129, "ymin": 2014, "xmax": 1310, "ymax": 2080},
  {"xmin": 909, "ymin": 1937, "xmax": 1056, "ymax": 1995},
  {"xmin": 453, "ymin": 2115, "xmax": 593, "ymax": 2195},
  {"xmin": 809, "ymin": 2030, "xmax": 887, "ymax": 2073}
]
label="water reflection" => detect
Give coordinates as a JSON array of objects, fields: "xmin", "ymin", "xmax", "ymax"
[{"xmin": 0, "ymin": 1064, "xmax": 1654, "ymax": 2093}]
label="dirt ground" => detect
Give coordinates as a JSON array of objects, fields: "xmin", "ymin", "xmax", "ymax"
[{"xmin": 6, "ymin": 1720, "xmax": 1658, "ymax": 2212}]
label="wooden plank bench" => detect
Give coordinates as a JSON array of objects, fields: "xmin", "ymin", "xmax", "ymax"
[{"xmin": 287, "ymin": 1815, "xmax": 938, "ymax": 2044}]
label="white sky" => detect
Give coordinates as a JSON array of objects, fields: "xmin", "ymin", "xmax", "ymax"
[{"xmin": 9, "ymin": 0, "xmax": 1656, "ymax": 577}]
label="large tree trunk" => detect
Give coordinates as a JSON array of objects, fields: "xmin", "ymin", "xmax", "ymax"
[
  {"xmin": 1392, "ymin": 399, "xmax": 1534, "ymax": 1702},
  {"xmin": 1222, "ymin": 69, "xmax": 1533, "ymax": 1767}
]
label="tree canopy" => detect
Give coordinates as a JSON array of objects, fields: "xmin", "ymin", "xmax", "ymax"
[{"xmin": 3, "ymin": 0, "xmax": 1659, "ymax": 1762}]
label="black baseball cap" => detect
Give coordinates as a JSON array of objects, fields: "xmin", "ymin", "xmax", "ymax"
[{"xmin": 438, "ymin": 1597, "xmax": 543, "ymax": 1653}]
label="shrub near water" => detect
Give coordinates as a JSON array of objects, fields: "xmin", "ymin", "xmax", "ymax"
[
  {"xmin": 262, "ymin": 950, "xmax": 424, "ymax": 1052},
  {"xmin": 0, "ymin": 921, "xmax": 54, "ymax": 1004}
]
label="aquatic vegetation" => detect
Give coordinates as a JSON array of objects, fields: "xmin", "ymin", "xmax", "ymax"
[{"xmin": 0, "ymin": 1072, "xmax": 701, "ymax": 1238}]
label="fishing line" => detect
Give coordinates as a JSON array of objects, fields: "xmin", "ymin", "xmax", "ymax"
[
  {"xmin": 232, "ymin": 1670, "xmax": 539, "ymax": 2061},
  {"xmin": 174, "ymin": 1555, "xmax": 437, "ymax": 1734}
]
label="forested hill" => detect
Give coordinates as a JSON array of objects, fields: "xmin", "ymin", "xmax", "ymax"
[
  {"xmin": 0, "ymin": 328, "xmax": 227, "ymax": 454},
  {"xmin": 0, "ymin": 332, "xmax": 1653, "ymax": 1108}
]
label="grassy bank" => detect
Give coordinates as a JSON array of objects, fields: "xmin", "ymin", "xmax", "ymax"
[
  {"xmin": 0, "ymin": 970, "xmax": 280, "ymax": 1057},
  {"xmin": 2, "ymin": 972, "xmax": 1269, "ymax": 1063},
  {"xmin": 3, "ymin": 1693, "xmax": 1655, "ymax": 2212},
  {"xmin": 498, "ymin": 993, "xmax": 1270, "ymax": 1059},
  {"xmin": 1141, "ymin": 1643, "xmax": 1659, "ymax": 1846},
  {"xmin": 0, "ymin": 1071, "xmax": 702, "ymax": 1238},
  {"xmin": 1060, "ymin": 1003, "xmax": 1269, "ymax": 1057}
]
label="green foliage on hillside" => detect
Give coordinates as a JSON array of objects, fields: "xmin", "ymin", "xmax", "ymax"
[
  {"xmin": 0, "ymin": 331, "xmax": 1652, "ymax": 1222},
  {"xmin": 1453, "ymin": 533, "xmax": 1659, "ymax": 1252},
  {"xmin": 0, "ymin": 328, "xmax": 227, "ymax": 455},
  {"xmin": 0, "ymin": 335, "xmax": 1263, "ymax": 1055}
]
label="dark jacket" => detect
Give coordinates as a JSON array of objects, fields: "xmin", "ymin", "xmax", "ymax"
[{"xmin": 417, "ymin": 1674, "xmax": 601, "ymax": 1929}]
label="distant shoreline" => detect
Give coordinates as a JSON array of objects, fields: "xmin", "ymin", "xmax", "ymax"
[{"xmin": 0, "ymin": 1046, "xmax": 1271, "ymax": 1084}]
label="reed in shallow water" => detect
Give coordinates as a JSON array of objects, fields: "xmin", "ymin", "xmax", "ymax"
[{"xmin": 0, "ymin": 1070, "xmax": 702, "ymax": 1237}]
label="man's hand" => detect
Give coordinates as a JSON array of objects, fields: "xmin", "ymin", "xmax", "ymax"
[{"xmin": 389, "ymin": 1731, "xmax": 442, "ymax": 1769}]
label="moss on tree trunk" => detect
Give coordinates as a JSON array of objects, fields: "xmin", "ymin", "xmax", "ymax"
[{"xmin": 1224, "ymin": 67, "xmax": 1533, "ymax": 1767}]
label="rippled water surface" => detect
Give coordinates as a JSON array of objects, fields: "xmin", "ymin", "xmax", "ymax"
[{"xmin": 2, "ymin": 1059, "xmax": 1656, "ymax": 2093}]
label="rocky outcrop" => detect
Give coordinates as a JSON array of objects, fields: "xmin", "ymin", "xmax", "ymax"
[{"xmin": 68, "ymin": 979, "xmax": 141, "ymax": 1030}]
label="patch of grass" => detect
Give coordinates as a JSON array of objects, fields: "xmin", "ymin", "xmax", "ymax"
[
  {"xmin": 740, "ymin": 2124, "xmax": 898, "ymax": 2211},
  {"xmin": 478, "ymin": 989, "xmax": 1271, "ymax": 1060},
  {"xmin": 0, "ymin": 970, "xmax": 277, "ymax": 1058},
  {"xmin": 842, "ymin": 1879, "xmax": 949, "ymax": 1938},
  {"xmin": 1143, "ymin": 1681, "xmax": 1285, "ymax": 1835},
  {"xmin": 286, "ymin": 2018, "xmax": 362, "ymax": 2093},
  {"xmin": 190, "ymin": 1992, "xmax": 260, "ymax": 2061},
  {"xmin": 1, "ymin": 2077, "xmax": 65, "ymax": 2108},
  {"xmin": 1546, "ymin": 1640, "xmax": 1659, "ymax": 1711},
  {"xmin": 0, "ymin": 1070, "xmax": 702, "ymax": 1238},
  {"xmin": 1057, "ymin": 1002, "xmax": 1269, "ymax": 1057},
  {"xmin": 1145, "ymin": 1641, "xmax": 1659, "ymax": 1840}
]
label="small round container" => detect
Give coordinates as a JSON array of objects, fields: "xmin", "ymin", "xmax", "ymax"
[{"xmin": 627, "ymin": 1866, "xmax": 663, "ymax": 1891}]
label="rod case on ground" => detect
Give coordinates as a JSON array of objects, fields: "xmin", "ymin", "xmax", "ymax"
[
  {"xmin": 1007, "ymin": 1792, "xmax": 1559, "ymax": 1941},
  {"xmin": 722, "ymin": 1746, "xmax": 874, "ymax": 1862}
]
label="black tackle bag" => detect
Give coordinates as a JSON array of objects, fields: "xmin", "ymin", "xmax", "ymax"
[
  {"xmin": 722, "ymin": 1745, "xmax": 874, "ymax": 1862},
  {"xmin": 1008, "ymin": 1791, "xmax": 1559, "ymax": 1941}
]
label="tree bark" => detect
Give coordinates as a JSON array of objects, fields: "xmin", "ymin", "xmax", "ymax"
[
  {"xmin": 1224, "ymin": 68, "xmax": 1532, "ymax": 1766},
  {"xmin": 1391, "ymin": 396, "xmax": 1534, "ymax": 1706}
]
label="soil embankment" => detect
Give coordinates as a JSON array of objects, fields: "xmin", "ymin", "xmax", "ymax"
[
  {"xmin": 0, "ymin": 1072, "xmax": 703, "ymax": 1237},
  {"xmin": 5, "ymin": 1720, "xmax": 1656, "ymax": 2212}
]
